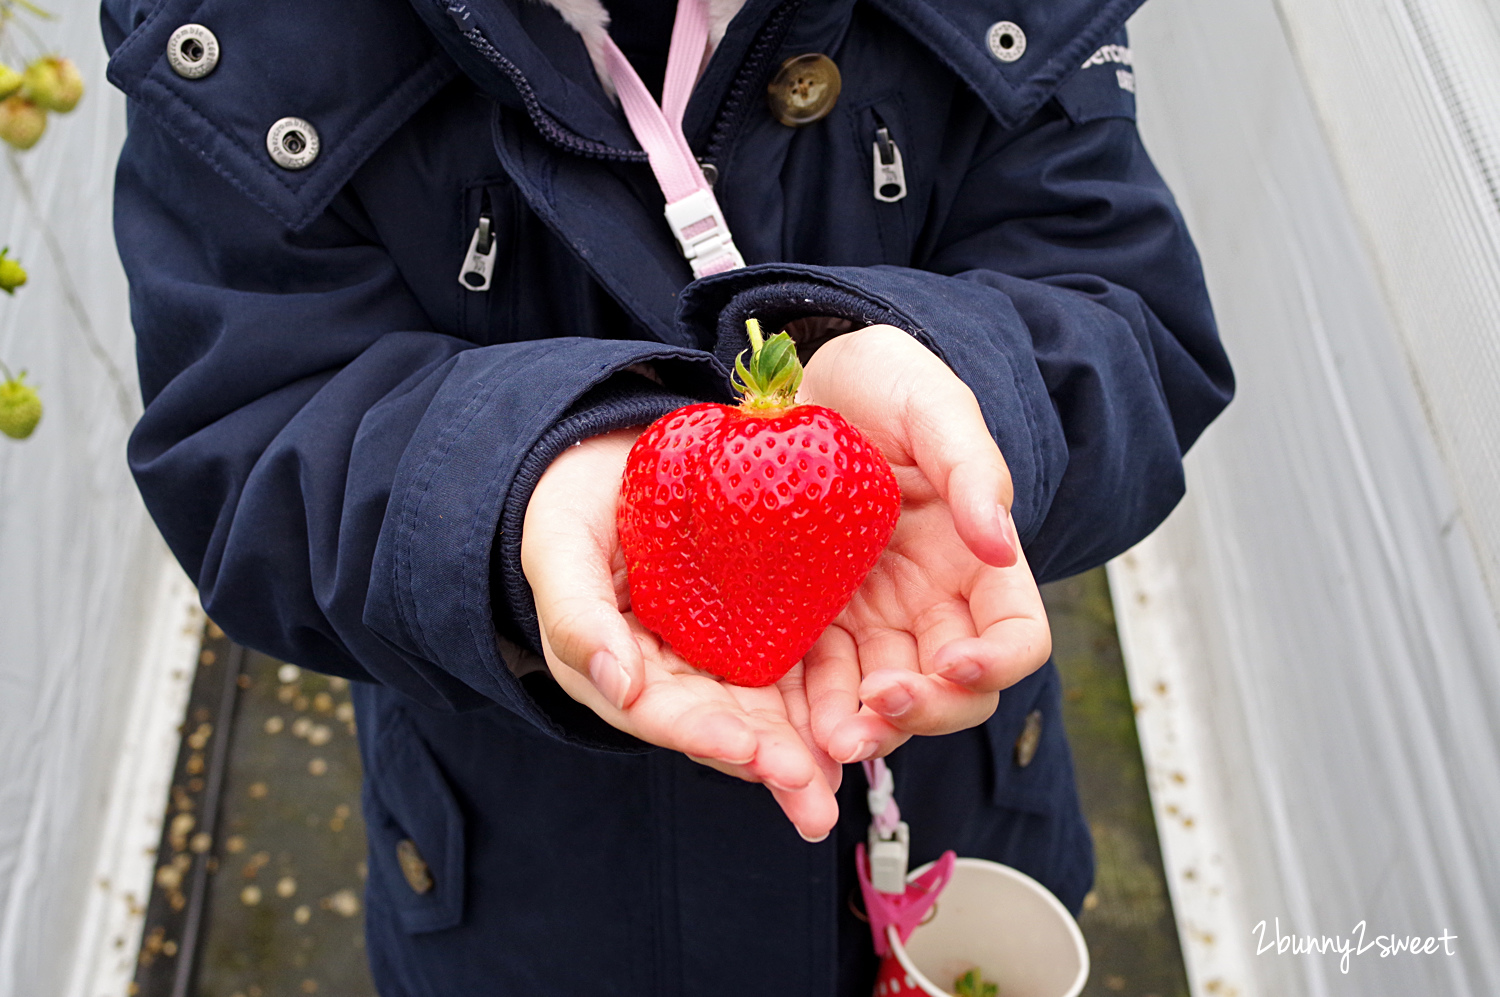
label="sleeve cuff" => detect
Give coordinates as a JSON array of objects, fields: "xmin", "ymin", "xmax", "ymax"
[
  {"xmin": 364, "ymin": 339, "xmax": 726, "ymax": 752},
  {"xmin": 495, "ymin": 371, "xmax": 701, "ymax": 653},
  {"xmin": 676, "ymin": 263, "xmax": 1068, "ymax": 542}
]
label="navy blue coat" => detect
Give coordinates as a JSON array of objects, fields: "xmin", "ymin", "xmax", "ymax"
[{"xmin": 102, "ymin": 0, "xmax": 1232, "ymax": 993}]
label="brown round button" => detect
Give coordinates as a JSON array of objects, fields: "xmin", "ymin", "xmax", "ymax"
[
  {"xmin": 396, "ymin": 838, "xmax": 433, "ymax": 895},
  {"xmin": 767, "ymin": 53, "xmax": 842, "ymax": 127}
]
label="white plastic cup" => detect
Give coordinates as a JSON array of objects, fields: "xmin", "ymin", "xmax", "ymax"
[{"xmin": 886, "ymin": 857, "xmax": 1089, "ymax": 997}]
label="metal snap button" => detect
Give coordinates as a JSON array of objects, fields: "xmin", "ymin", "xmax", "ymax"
[
  {"xmin": 167, "ymin": 24, "xmax": 220, "ymax": 79},
  {"xmin": 396, "ymin": 838, "xmax": 433, "ymax": 894},
  {"xmin": 1014, "ymin": 709, "xmax": 1043, "ymax": 768},
  {"xmin": 986, "ymin": 21, "xmax": 1027, "ymax": 63},
  {"xmin": 266, "ymin": 116, "xmax": 319, "ymax": 170},
  {"xmin": 766, "ymin": 53, "xmax": 842, "ymax": 127}
]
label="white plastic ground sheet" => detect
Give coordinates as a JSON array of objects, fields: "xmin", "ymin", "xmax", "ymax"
[
  {"xmin": 1118, "ymin": 0, "xmax": 1500, "ymax": 995},
  {"xmin": 0, "ymin": 3, "xmax": 201, "ymax": 997}
]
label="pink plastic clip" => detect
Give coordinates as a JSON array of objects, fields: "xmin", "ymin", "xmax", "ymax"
[{"xmin": 856, "ymin": 845, "xmax": 956, "ymax": 958}]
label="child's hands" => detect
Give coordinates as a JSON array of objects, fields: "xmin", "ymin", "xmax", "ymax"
[
  {"xmin": 521, "ymin": 427, "xmax": 841, "ymax": 841},
  {"xmin": 520, "ymin": 323, "xmax": 1049, "ymax": 838},
  {"xmin": 796, "ymin": 325, "xmax": 1052, "ymax": 764}
]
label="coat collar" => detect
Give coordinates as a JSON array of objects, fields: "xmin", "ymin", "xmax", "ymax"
[
  {"xmin": 410, "ymin": 0, "xmax": 789, "ymax": 155},
  {"xmin": 418, "ymin": 0, "xmax": 1146, "ymax": 155},
  {"xmin": 866, "ymin": 0, "xmax": 1145, "ymax": 128},
  {"xmin": 105, "ymin": 0, "xmax": 1143, "ymax": 232}
]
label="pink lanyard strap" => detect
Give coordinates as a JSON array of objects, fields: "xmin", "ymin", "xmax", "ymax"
[
  {"xmin": 857, "ymin": 757, "xmax": 956, "ymax": 957},
  {"xmin": 599, "ymin": 0, "xmax": 745, "ymax": 277},
  {"xmin": 862, "ymin": 757, "xmax": 903, "ymax": 838}
]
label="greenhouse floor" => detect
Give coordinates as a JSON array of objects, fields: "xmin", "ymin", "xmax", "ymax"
[{"xmin": 132, "ymin": 567, "xmax": 1186, "ymax": 997}]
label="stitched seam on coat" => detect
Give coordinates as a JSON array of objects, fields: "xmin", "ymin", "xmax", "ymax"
[
  {"xmin": 864, "ymin": 0, "xmax": 1142, "ymax": 128},
  {"xmin": 393, "ymin": 354, "xmax": 511, "ymax": 658},
  {"xmin": 106, "ymin": 0, "xmax": 193, "ymax": 75},
  {"xmin": 495, "ymin": 381, "xmax": 704, "ymax": 650},
  {"xmin": 489, "ymin": 105, "xmax": 684, "ymax": 343},
  {"xmin": 712, "ymin": 268, "xmax": 1052, "ymax": 520},
  {"xmin": 466, "ymin": 348, "xmax": 716, "ymax": 664},
  {"xmin": 289, "ymin": 56, "xmax": 462, "ymax": 228},
  {"xmin": 131, "ymin": 53, "xmax": 457, "ymax": 229},
  {"xmin": 449, "ymin": 3, "xmax": 648, "ymax": 161},
  {"xmin": 441, "ymin": 349, "xmax": 624, "ymax": 677},
  {"xmin": 134, "ymin": 77, "xmax": 290, "ymax": 220},
  {"xmin": 729, "ymin": 268, "xmax": 938, "ymax": 356},
  {"xmin": 1009, "ymin": 351, "xmax": 1048, "ymax": 530}
]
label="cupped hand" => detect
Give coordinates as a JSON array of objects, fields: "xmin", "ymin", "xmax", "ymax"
[
  {"xmin": 797, "ymin": 325, "xmax": 1053, "ymax": 764},
  {"xmin": 521, "ymin": 427, "xmax": 842, "ymax": 841}
]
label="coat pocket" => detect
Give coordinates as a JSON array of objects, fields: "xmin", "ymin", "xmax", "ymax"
[
  {"xmin": 456, "ymin": 179, "xmax": 515, "ymax": 342},
  {"xmin": 983, "ymin": 662, "xmax": 1073, "ymax": 815},
  {"xmin": 363, "ymin": 705, "xmax": 466, "ymax": 934},
  {"xmin": 850, "ymin": 98, "xmax": 913, "ymax": 264}
]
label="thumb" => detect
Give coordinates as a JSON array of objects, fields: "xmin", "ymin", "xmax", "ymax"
[
  {"xmin": 521, "ymin": 441, "xmax": 646, "ymax": 711},
  {"xmin": 903, "ymin": 380, "xmax": 1018, "ymax": 568},
  {"xmin": 534, "ymin": 586, "xmax": 644, "ymax": 712}
]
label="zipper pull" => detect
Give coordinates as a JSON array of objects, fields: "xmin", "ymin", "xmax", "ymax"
[
  {"xmin": 871, "ymin": 124, "xmax": 907, "ymax": 203},
  {"xmin": 458, "ymin": 212, "xmax": 497, "ymax": 291}
]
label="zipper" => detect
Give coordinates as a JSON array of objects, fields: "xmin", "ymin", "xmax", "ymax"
[
  {"xmin": 445, "ymin": 2, "xmax": 647, "ymax": 162},
  {"xmin": 447, "ymin": 0, "xmax": 803, "ymax": 176},
  {"xmin": 458, "ymin": 188, "xmax": 498, "ymax": 291},
  {"xmin": 871, "ymin": 111, "xmax": 907, "ymax": 203},
  {"xmin": 700, "ymin": 0, "xmax": 805, "ymax": 176}
]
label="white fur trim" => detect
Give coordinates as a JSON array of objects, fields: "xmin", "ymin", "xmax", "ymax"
[
  {"xmin": 532, "ymin": 0, "xmax": 750, "ymax": 100},
  {"xmin": 707, "ymin": 0, "xmax": 749, "ymax": 49},
  {"xmin": 532, "ymin": 0, "xmax": 615, "ymax": 97}
]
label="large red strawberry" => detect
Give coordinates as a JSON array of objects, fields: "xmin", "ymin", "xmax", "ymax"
[{"xmin": 618, "ymin": 319, "xmax": 901, "ymax": 686}]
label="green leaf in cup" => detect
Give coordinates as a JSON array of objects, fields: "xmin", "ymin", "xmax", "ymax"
[{"xmin": 952, "ymin": 967, "xmax": 999, "ymax": 997}]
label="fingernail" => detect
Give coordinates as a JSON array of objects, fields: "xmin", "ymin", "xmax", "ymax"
[
  {"xmin": 798, "ymin": 828, "xmax": 830, "ymax": 844},
  {"xmin": 588, "ymin": 650, "xmax": 630, "ymax": 710},
  {"xmin": 940, "ymin": 661, "xmax": 983, "ymax": 686},
  {"xmin": 997, "ymin": 504, "xmax": 1018, "ymax": 563},
  {"xmin": 870, "ymin": 685, "xmax": 914, "ymax": 718},
  {"xmin": 838, "ymin": 740, "xmax": 879, "ymax": 764},
  {"xmin": 766, "ymin": 777, "xmax": 813, "ymax": 793}
]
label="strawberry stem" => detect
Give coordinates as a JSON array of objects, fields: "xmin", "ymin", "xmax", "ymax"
[{"xmin": 732, "ymin": 318, "xmax": 803, "ymax": 413}]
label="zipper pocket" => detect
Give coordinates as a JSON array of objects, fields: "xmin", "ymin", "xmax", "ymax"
[
  {"xmin": 458, "ymin": 188, "xmax": 498, "ymax": 292},
  {"xmin": 871, "ymin": 112, "xmax": 907, "ymax": 203}
]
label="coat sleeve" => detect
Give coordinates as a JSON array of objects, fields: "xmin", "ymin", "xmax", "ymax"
[
  {"xmin": 116, "ymin": 104, "xmax": 723, "ymax": 742},
  {"xmin": 676, "ymin": 101, "xmax": 1234, "ymax": 583}
]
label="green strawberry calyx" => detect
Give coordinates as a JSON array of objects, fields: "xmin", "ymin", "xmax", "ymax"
[{"xmin": 732, "ymin": 318, "xmax": 803, "ymax": 414}]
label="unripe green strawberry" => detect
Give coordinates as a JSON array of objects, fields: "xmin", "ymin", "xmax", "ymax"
[
  {"xmin": 0, "ymin": 64, "xmax": 22, "ymax": 101},
  {"xmin": 0, "ymin": 249, "xmax": 27, "ymax": 294},
  {"xmin": 618, "ymin": 319, "xmax": 901, "ymax": 686},
  {"xmin": 0, "ymin": 371, "xmax": 42, "ymax": 440},
  {"xmin": 0, "ymin": 95, "xmax": 46, "ymax": 150},
  {"xmin": 22, "ymin": 56, "xmax": 83, "ymax": 114}
]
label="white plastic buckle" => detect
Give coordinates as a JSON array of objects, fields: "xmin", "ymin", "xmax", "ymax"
[
  {"xmin": 663, "ymin": 188, "xmax": 745, "ymax": 278},
  {"xmin": 868, "ymin": 820, "xmax": 911, "ymax": 894}
]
